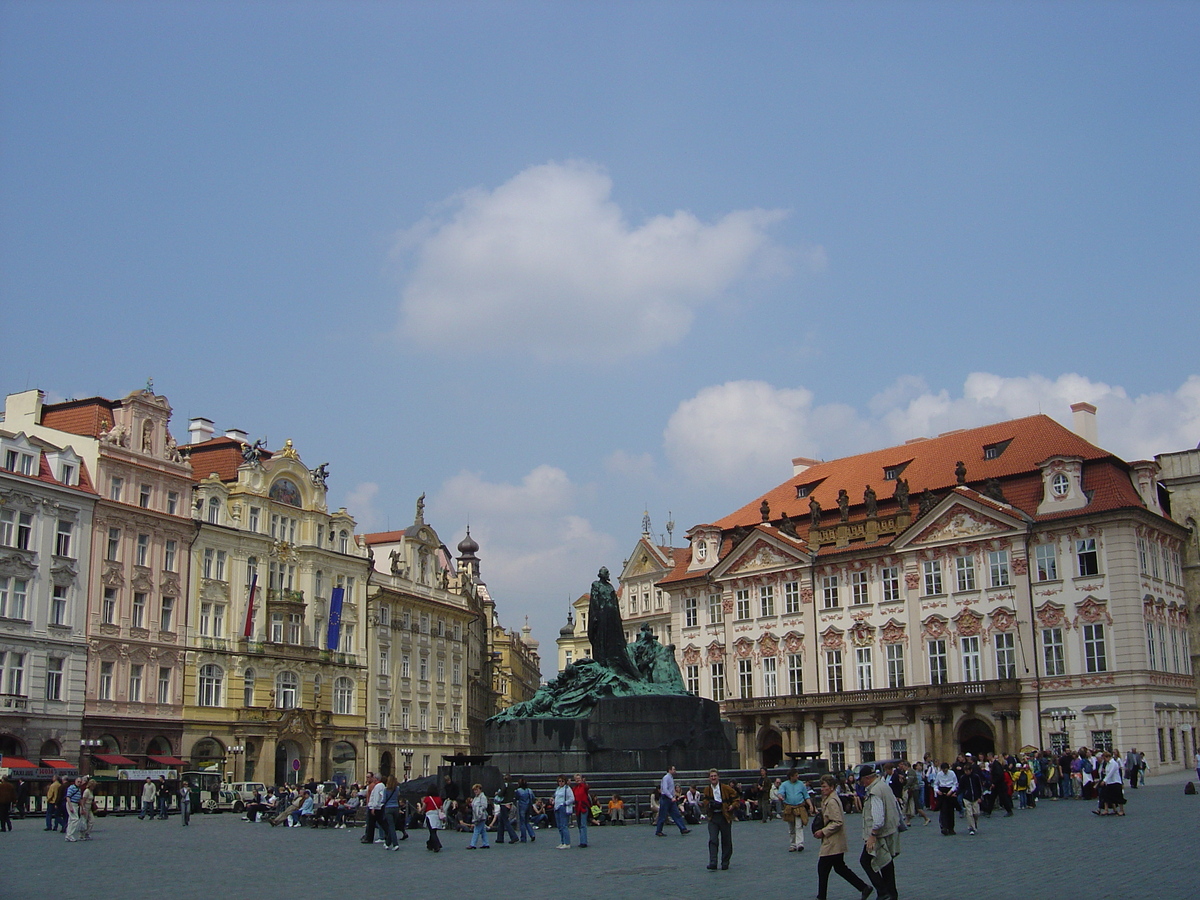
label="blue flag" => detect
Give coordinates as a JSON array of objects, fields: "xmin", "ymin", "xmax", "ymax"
[{"xmin": 326, "ymin": 586, "xmax": 345, "ymax": 650}]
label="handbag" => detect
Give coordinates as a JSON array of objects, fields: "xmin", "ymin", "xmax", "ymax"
[
  {"xmin": 810, "ymin": 809, "xmax": 825, "ymax": 835},
  {"xmin": 895, "ymin": 797, "xmax": 908, "ymax": 831}
]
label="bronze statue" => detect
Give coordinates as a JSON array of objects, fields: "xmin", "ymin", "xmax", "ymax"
[{"xmin": 587, "ymin": 567, "xmax": 638, "ymax": 678}]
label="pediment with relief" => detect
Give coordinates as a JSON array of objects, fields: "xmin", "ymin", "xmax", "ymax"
[
  {"xmin": 726, "ymin": 539, "xmax": 798, "ymax": 574},
  {"xmin": 911, "ymin": 506, "xmax": 1013, "ymax": 545}
]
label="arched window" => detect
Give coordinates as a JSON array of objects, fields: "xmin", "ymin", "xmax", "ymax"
[
  {"xmin": 243, "ymin": 668, "xmax": 255, "ymax": 707},
  {"xmin": 198, "ymin": 665, "xmax": 223, "ymax": 707},
  {"xmin": 339, "ymin": 530, "xmax": 349, "ymax": 554},
  {"xmin": 246, "ymin": 556, "xmax": 258, "ymax": 586},
  {"xmin": 207, "ymin": 497, "xmax": 220, "ymax": 524},
  {"xmin": 276, "ymin": 671, "xmax": 298, "ymax": 709},
  {"xmin": 333, "ymin": 677, "xmax": 354, "ymax": 715}
]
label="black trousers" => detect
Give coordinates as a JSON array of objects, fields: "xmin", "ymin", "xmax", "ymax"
[
  {"xmin": 426, "ymin": 823, "xmax": 442, "ymax": 850},
  {"xmin": 938, "ymin": 792, "xmax": 956, "ymax": 833},
  {"xmin": 817, "ymin": 852, "xmax": 870, "ymax": 899},
  {"xmin": 363, "ymin": 808, "xmax": 378, "ymax": 842},
  {"xmin": 707, "ymin": 815, "xmax": 733, "ymax": 867},
  {"xmin": 859, "ymin": 846, "xmax": 896, "ymax": 900}
]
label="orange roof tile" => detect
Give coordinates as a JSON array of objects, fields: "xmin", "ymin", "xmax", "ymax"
[
  {"xmin": 41, "ymin": 397, "xmax": 118, "ymax": 438},
  {"xmin": 184, "ymin": 437, "xmax": 262, "ymax": 482}
]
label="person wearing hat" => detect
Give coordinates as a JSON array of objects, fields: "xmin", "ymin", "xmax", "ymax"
[{"xmin": 857, "ymin": 765, "xmax": 899, "ymax": 900}]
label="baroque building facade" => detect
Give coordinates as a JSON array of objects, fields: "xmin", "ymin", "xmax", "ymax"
[
  {"xmin": 15, "ymin": 388, "xmax": 196, "ymax": 774},
  {"xmin": 662, "ymin": 408, "xmax": 1196, "ymax": 772},
  {"xmin": 0, "ymin": 404, "xmax": 94, "ymax": 778},
  {"xmin": 181, "ymin": 422, "xmax": 370, "ymax": 786}
]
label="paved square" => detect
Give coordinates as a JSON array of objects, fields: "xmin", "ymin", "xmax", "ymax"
[{"xmin": 4, "ymin": 772, "xmax": 1197, "ymax": 900}]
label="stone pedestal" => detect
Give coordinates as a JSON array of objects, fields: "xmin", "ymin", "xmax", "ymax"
[{"xmin": 484, "ymin": 694, "xmax": 736, "ymax": 774}]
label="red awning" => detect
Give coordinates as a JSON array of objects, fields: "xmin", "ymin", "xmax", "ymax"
[
  {"xmin": 148, "ymin": 755, "xmax": 187, "ymax": 766},
  {"xmin": 1, "ymin": 755, "xmax": 35, "ymax": 768},
  {"xmin": 93, "ymin": 754, "xmax": 137, "ymax": 767},
  {"xmin": 41, "ymin": 759, "xmax": 76, "ymax": 769}
]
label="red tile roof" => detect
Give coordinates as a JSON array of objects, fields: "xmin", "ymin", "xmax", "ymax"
[
  {"xmin": 41, "ymin": 397, "xmax": 118, "ymax": 438},
  {"xmin": 184, "ymin": 436, "xmax": 264, "ymax": 482}
]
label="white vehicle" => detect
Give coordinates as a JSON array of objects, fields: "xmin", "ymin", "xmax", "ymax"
[{"xmin": 227, "ymin": 781, "xmax": 267, "ymax": 802}]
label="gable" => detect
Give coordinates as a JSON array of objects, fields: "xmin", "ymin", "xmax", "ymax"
[
  {"xmin": 723, "ymin": 537, "xmax": 805, "ymax": 575},
  {"xmin": 905, "ymin": 503, "xmax": 1021, "ymax": 547}
]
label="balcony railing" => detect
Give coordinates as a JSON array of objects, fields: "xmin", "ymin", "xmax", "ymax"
[
  {"xmin": 722, "ymin": 678, "xmax": 1022, "ymax": 715},
  {"xmin": 266, "ymin": 589, "xmax": 306, "ymax": 604},
  {"xmin": 0, "ymin": 693, "xmax": 29, "ymax": 710}
]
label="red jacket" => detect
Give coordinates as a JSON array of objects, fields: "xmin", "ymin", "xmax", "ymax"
[{"xmin": 571, "ymin": 781, "xmax": 590, "ymax": 810}]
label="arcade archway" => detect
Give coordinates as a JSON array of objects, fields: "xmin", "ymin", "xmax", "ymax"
[{"xmin": 958, "ymin": 717, "xmax": 996, "ymax": 757}]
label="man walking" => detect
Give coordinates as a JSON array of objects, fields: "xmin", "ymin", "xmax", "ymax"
[
  {"xmin": 778, "ymin": 768, "xmax": 813, "ymax": 851},
  {"xmin": 179, "ymin": 780, "xmax": 191, "ymax": 827},
  {"xmin": 44, "ymin": 775, "xmax": 65, "ymax": 832},
  {"xmin": 1125, "ymin": 748, "xmax": 1140, "ymax": 789},
  {"xmin": 64, "ymin": 777, "xmax": 85, "ymax": 843},
  {"xmin": 701, "ymin": 768, "xmax": 740, "ymax": 870},
  {"xmin": 138, "ymin": 778, "xmax": 156, "ymax": 820},
  {"xmin": 571, "ymin": 773, "xmax": 592, "ymax": 847},
  {"xmin": 156, "ymin": 775, "xmax": 171, "ymax": 819},
  {"xmin": 932, "ymin": 762, "xmax": 958, "ymax": 835},
  {"xmin": 361, "ymin": 773, "xmax": 384, "ymax": 843},
  {"xmin": 858, "ymin": 765, "xmax": 900, "ymax": 900},
  {"xmin": 654, "ymin": 765, "xmax": 691, "ymax": 836},
  {"xmin": 959, "ymin": 759, "xmax": 985, "ymax": 835},
  {"xmin": 495, "ymin": 774, "xmax": 519, "ymax": 844}
]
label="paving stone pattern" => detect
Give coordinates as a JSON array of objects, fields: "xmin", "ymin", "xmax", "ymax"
[{"xmin": 4, "ymin": 771, "xmax": 1198, "ymax": 900}]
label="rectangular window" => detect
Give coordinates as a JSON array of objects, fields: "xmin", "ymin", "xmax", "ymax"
[
  {"xmin": 708, "ymin": 594, "xmax": 723, "ymax": 624},
  {"xmin": 988, "ymin": 550, "xmax": 1010, "ymax": 587},
  {"xmin": 0, "ymin": 578, "xmax": 28, "ymax": 619},
  {"xmin": 1171, "ymin": 626, "xmax": 1181, "ymax": 673},
  {"xmin": 203, "ymin": 548, "xmax": 214, "ymax": 579},
  {"xmin": 136, "ymin": 533, "xmax": 149, "ymax": 567},
  {"xmin": 961, "ymin": 635, "xmax": 982, "ymax": 682},
  {"xmin": 1170, "ymin": 728, "xmax": 1178, "ymax": 761},
  {"xmin": 851, "ymin": 571, "xmax": 869, "ymax": 605},
  {"xmin": 99, "ymin": 661, "xmax": 113, "ymax": 700},
  {"xmin": 451, "ymin": 659, "xmax": 460, "ymax": 684},
  {"xmin": 164, "ymin": 539, "xmax": 177, "ymax": 572},
  {"xmin": 55, "ymin": 520, "xmax": 74, "ymax": 558},
  {"xmin": 1146, "ymin": 622, "xmax": 1158, "ymax": 670},
  {"xmin": 826, "ymin": 650, "xmax": 844, "ymax": 692},
  {"xmin": 213, "ymin": 604, "xmax": 226, "ymax": 637},
  {"xmin": 109, "ymin": 476, "xmax": 123, "ymax": 501},
  {"xmin": 710, "ymin": 662, "xmax": 725, "ymax": 701},
  {"xmin": 270, "ymin": 612, "xmax": 284, "ymax": 643},
  {"xmin": 684, "ymin": 596, "xmax": 698, "ymax": 628},
  {"xmin": 400, "ymin": 705, "xmax": 410, "ymax": 730},
  {"xmin": 856, "ymin": 647, "xmax": 873, "ymax": 691},
  {"xmin": 139, "ymin": 484, "xmax": 152, "ymax": 508},
  {"xmin": 379, "ymin": 647, "xmax": 390, "ymax": 675},
  {"xmin": 167, "ymin": 491, "xmax": 179, "ymax": 515},
  {"xmin": 642, "ymin": 591, "xmax": 650, "ymax": 613},
  {"xmin": 886, "ymin": 643, "xmax": 905, "ymax": 688},
  {"xmin": 437, "ymin": 658, "xmax": 446, "ymax": 682},
  {"xmin": 1042, "ymin": 627, "xmax": 1065, "ymax": 677},
  {"xmin": 340, "ymin": 623, "xmax": 354, "ymax": 654},
  {"xmin": 1076, "ymin": 538, "xmax": 1100, "ymax": 577},
  {"xmin": 129, "ymin": 663, "xmax": 143, "ymax": 702},
  {"xmin": 0, "ymin": 510, "xmax": 12, "ymax": 547},
  {"xmin": 216, "ymin": 550, "xmax": 227, "ymax": 581},
  {"xmin": 102, "ymin": 588, "xmax": 116, "ymax": 624},
  {"xmin": 131, "ymin": 592, "xmax": 146, "ymax": 629},
  {"xmin": 685, "ymin": 664, "xmax": 699, "ymax": 695},
  {"xmin": 759, "ymin": 585, "xmax": 775, "ymax": 617},
  {"xmin": 1138, "ymin": 537, "xmax": 1150, "ymax": 574},
  {"xmin": 1049, "ymin": 732, "xmax": 1069, "ymax": 755},
  {"xmin": 419, "ymin": 705, "xmax": 429, "ymax": 730},
  {"xmin": 248, "ymin": 506, "xmax": 260, "ymax": 532},
  {"xmin": 46, "ymin": 584, "xmax": 67, "ymax": 625},
  {"xmin": 822, "ymin": 575, "xmax": 840, "ymax": 609},
  {"xmin": 200, "ymin": 603, "xmax": 212, "ymax": 637},
  {"xmin": 928, "ymin": 639, "xmax": 948, "ymax": 685},
  {"xmin": 788, "ymin": 653, "xmax": 803, "ymax": 694},
  {"xmin": 1092, "ymin": 730, "xmax": 1114, "ymax": 754},
  {"xmin": 955, "ymin": 556, "xmax": 976, "ymax": 592},
  {"xmin": 1151, "ymin": 542, "xmax": 1161, "ymax": 579},
  {"xmin": 735, "ymin": 589, "xmax": 751, "ymax": 621},
  {"xmin": 995, "ymin": 631, "xmax": 1016, "ymax": 679},
  {"xmin": 859, "ymin": 741, "xmax": 876, "ymax": 764},
  {"xmin": 881, "ymin": 566, "xmax": 901, "ymax": 602},
  {"xmin": 46, "ymin": 657, "xmax": 64, "ymax": 700},
  {"xmin": 15, "ymin": 513, "xmax": 31, "ymax": 550},
  {"xmin": 655, "ymin": 589, "xmax": 664, "ymax": 610},
  {"xmin": 738, "ymin": 658, "xmax": 753, "ymax": 698},
  {"xmin": 829, "ymin": 742, "xmax": 846, "ymax": 774},
  {"xmin": 106, "ymin": 527, "xmax": 120, "ymax": 561},
  {"xmin": 762, "ymin": 656, "xmax": 778, "ymax": 696},
  {"xmin": 401, "ymin": 654, "xmax": 411, "ymax": 679},
  {"xmin": 157, "ymin": 667, "xmax": 171, "ymax": 704},
  {"xmin": 419, "ymin": 654, "xmax": 429, "ymax": 681},
  {"xmin": 784, "ymin": 581, "xmax": 800, "ymax": 614},
  {"xmin": 1158, "ymin": 623, "xmax": 1168, "ymax": 673},
  {"xmin": 890, "ymin": 739, "xmax": 908, "ymax": 760},
  {"xmin": 1083, "ymin": 623, "xmax": 1108, "ymax": 673},
  {"xmin": 160, "ymin": 596, "xmax": 174, "ymax": 632},
  {"xmin": 922, "ymin": 560, "xmax": 943, "ymax": 596},
  {"xmin": 287, "ymin": 613, "xmax": 300, "ymax": 644},
  {"xmin": 1035, "ymin": 543, "xmax": 1058, "ymax": 581}
]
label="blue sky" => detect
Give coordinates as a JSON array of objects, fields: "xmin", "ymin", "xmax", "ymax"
[{"xmin": 3, "ymin": 1, "xmax": 1198, "ymax": 666}]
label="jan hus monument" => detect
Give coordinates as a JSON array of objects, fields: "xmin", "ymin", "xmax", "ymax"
[{"xmin": 484, "ymin": 567, "xmax": 735, "ymax": 773}]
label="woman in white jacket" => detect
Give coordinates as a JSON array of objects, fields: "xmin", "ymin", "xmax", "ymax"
[{"xmin": 552, "ymin": 775, "xmax": 574, "ymax": 849}]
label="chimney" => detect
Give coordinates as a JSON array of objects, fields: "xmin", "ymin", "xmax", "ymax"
[
  {"xmin": 188, "ymin": 417, "xmax": 215, "ymax": 444},
  {"xmin": 1070, "ymin": 402, "xmax": 1098, "ymax": 445},
  {"xmin": 792, "ymin": 456, "xmax": 821, "ymax": 476},
  {"xmin": 225, "ymin": 428, "xmax": 248, "ymax": 443}
]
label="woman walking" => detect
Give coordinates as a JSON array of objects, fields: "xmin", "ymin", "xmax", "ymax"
[
  {"xmin": 515, "ymin": 777, "xmax": 536, "ymax": 843},
  {"xmin": 813, "ymin": 775, "xmax": 873, "ymax": 900},
  {"xmin": 422, "ymin": 792, "xmax": 445, "ymax": 851},
  {"xmin": 552, "ymin": 774, "xmax": 574, "ymax": 849},
  {"xmin": 379, "ymin": 776, "xmax": 401, "ymax": 849},
  {"xmin": 468, "ymin": 783, "xmax": 491, "ymax": 848}
]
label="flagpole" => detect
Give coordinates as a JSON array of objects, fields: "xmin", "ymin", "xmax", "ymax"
[{"xmin": 243, "ymin": 573, "xmax": 258, "ymax": 638}]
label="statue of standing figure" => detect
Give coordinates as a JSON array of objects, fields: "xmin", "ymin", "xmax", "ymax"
[{"xmin": 587, "ymin": 567, "xmax": 638, "ymax": 678}]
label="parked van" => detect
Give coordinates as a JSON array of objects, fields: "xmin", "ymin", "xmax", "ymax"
[{"xmin": 228, "ymin": 782, "xmax": 267, "ymax": 802}]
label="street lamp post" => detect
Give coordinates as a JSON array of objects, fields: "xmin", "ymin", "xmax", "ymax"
[
  {"xmin": 228, "ymin": 744, "xmax": 245, "ymax": 783},
  {"xmin": 400, "ymin": 748, "xmax": 414, "ymax": 780},
  {"xmin": 79, "ymin": 738, "xmax": 101, "ymax": 777},
  {"xmin": 1051, "ymin": 712, "xmax": 1077, "ymax": 752}
]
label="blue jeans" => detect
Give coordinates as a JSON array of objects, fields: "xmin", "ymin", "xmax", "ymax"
[
  {"xmin": 380, "ymin": 808, "xmax": 399, "ymax": 846},
  {"xmin": 576, "ymin": 809, "xmax": 588, "ymax": 845},
  {"xmin": 517, "ymin": 801, "xmax": 535, "ymax": 842},
  {"xmin": 497, "ymin": 804, "xmax": 519, "ymax": 842},
  {"xmin": 656, "ymin": 796, "xmax": 687, "ymax": 834},
  {"xmin": 470, "ymin": 818, "xmax": 489, "ymax": 847},
  {"xmin": 555, "ymin": 806, "xmax": 571, "ymax": 845},
  {"xmin": 139, "ymin": 801, "xmax": 155, "ymax": 819},
  {"xmin": 158, "ymin": 795, "xmax": 170, "ymax": 818}
]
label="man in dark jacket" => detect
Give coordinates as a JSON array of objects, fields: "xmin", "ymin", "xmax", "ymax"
[{"xmin": 959, "ymin": 760, "xmax": 986, "ymax": 835}]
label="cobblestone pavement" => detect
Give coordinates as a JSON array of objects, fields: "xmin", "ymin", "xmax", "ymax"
[{"xmin": 4, "ymin": 771, "xmax": 1198, "ymax": 900}]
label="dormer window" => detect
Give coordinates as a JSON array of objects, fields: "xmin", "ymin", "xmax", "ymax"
[
  {"xmin": 883, "ymin": 461, "xmax": 910, "ymax": 481},
  {"xmin": 59, "ymin": 464, "xmax": 75, "ymax": 486},
  {"xmin": 1051, "ymin": 473, "xmax": 1069, "ymax": 496},
  {"xmin": 983, "ymin": 439, "xmax": 1012, "ymax": 461},
  {"xmin": 796, "ymin": 485, "xmax": 810, "ymax": 498},
  {"xmin": 5, "ymin": 449, "xmax": 35, "ymax": 476}
]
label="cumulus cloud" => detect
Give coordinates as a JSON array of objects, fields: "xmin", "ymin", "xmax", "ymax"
[
  {"xmin": 342, "ymin": 481, "xmax": 381, "ymax": 531},
  {"xmin": 663, "ymin": 373, "xmax": 1200, "ymax": 490},
  {"xmin": 433, "ymin": 465, "xmax": 619, "ymax": 672},
  {"xmin": 396, "ymin": 160, "xmax": 788, "ymax": 360},
  {"xmin": 603, "ymin": 449, "xmax": 656, "ymax": 479}
]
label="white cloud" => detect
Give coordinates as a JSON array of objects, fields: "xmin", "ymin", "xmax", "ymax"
[
  {"xmin": 342, "ymin": 481, "xmax": 381, "ymax": 531},
  {"xmin": 663, "ymin": 373, "xmax": 1200, "ymax": 491},
  {"xmin": 433, "ymin": 465, "xmax": 619, "ymax": 674},
  {"xmin": 396, "ymin": 160, "xmax": 788, "ymax": 361},
  {"xmin": 603, "ymin": 449, "xmax": 656, "ymax": 479}
]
